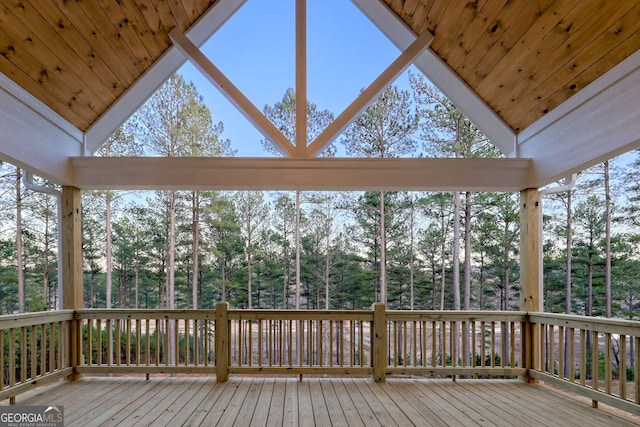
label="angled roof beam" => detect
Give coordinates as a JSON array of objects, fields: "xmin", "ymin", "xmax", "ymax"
[
  {"xmin": 84, "ymin": 0, "xmax": 246, "ymax": 153},
  {"xmin": 70, "ymin": 156, "xmax": 532, "ymax": 192},
  {"xmin": 169, "ymin": 28, "xmax": 297, "ymax": 157},
  {"xmin": 307, "ymin": 28, "xmax": 433, "ymax": 157},
  {"xmin": 352, "ymin": 0, "xmax": 516, "ymax": 155}
]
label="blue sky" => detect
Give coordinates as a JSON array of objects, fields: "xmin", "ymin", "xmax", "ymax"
[{"xmin": 179, "ymin": 0, "xmax": 417, "ymax": 156}]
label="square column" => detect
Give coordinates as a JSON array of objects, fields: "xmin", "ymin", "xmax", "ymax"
[
  {"xmin": 61, "ymin": 186, "xmax": 83, "ymax": 379},
  {"xmin": 520, "ymin": 188, "xmax": 542, "ymax": 381}
]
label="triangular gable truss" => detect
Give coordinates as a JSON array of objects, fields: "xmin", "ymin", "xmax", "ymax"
[{"xmin": 0, "ymin": 0, "xmax": 639, "ymax": 191}]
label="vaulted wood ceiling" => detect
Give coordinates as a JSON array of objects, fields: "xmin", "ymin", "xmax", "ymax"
[
  {"xmin": 0, "ymin": 0, "xmax": 639, "ymax": 190},
  {"xmin": 0, "ymin": 0, "xmax": 217, "ymax": 131},
  {"xmin": 1, "ymin": 0, "xmax": 638, "ymax": 135}
]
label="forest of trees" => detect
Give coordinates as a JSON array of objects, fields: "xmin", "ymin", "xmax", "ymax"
[{"xmin": 0, "ymin": 73, "xmax": 639, "ymax": 320}]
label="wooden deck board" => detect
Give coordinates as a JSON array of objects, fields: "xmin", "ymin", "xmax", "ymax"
[{"xmin": 2, "ymin": 376, "xmax": 639, "ymax": 426}]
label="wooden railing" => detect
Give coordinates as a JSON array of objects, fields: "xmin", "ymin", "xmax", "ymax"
[
  {"xmin": 74, "ymin": 309, "xmax": 216, "ymax": 375},
  {"xmin": 73, "ymin": 304, "xmax": 527, "ymax": 381},
  {"xmin": 0, "ymin": 310, "xmax": 74, "ymax": 402},
  {"xmin": 529, "ymin": 312, "xmax": 640, "ymax": 416},
  {"xmin": 384, "ymin": 310, "xmax": 526, "ymax": 378},
  {"xmin": 1, "ymin": 306, "xmax": 639, "ymax": 416}
]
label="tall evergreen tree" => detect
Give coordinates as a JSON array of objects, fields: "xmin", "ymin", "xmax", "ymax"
[{"xmin": 343, "ymin": 85, "xmax": 418, "ymax": 304}]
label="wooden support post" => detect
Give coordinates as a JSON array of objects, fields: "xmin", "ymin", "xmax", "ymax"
[
  {"xmin": 520, "ymin": 188, "xmax": 542, "ymax": 383},
  {"xmin": 61, "ymin": 186, "xmax": 83, "ymax": 380},
  {"xmin": 372, "ymin": 303, "xmax": 387, "ymax": 382},
  {"xmin": 215, "ymin": 302, "xmax": 229, "ymax": 382}
]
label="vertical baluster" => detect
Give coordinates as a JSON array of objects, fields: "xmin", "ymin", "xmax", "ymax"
[
  {"xmin": 360, "ymin": 320, "xmax": 364, "ymax": 367},
  {"xmin": 490, "ymin": 322, "xmax": 496, "ymax": 368},
  {"xmin": 548, "ymin": 325, "xmax": 555, "ymax": 374},
  {"xmin": 21, "ymin": 327, "xmax": 28, "ymax": 381},
  {"xmin": 126, "ymin": 319, "xmax": 131, "ymax": 366},
  {"xmin": 194, "ymin": 318, "xmax": 199, "ymax": 366},
  {"xmin": 431, "ymin": 321, "xmax": 436, "ymax": 368},
  {"xmin": 329, "ymin": 320, "xmax": 334, "ymax": 367},
  {"xmin": 339, "ymin": 320, "xmax": 344, "ymax": 367},
  {"xmin": 441, "ymin": 321, "xmax": 446, "ymax": 367},
  {"xmin": 480, "ymin": 321, "xmax": 486, "ymax": 368},
  {"xmin": 392, "ymin": 321, "xmax": 398, "ymax": 367},
  {"xmin": 510, "ymin": 321, "xmax": 516, "ymax": 369},
  {"xmin": 451, "ymin": 320, "xmax": 457, "ymax": 369},
  {"xmin": 84, "ymin": 320, "xmax": 90, "ymax": 368},
  {"xmin": 116, "ymin": 319, "xmax": 122, "ymax": 366},
  {"xmin": 30, "ymin": 325, "xmax": 36, "ymax": 379},
  {"xmin": 135, "ymin": 319, "xmax": 141, "ymax": 366},
  {"xmin": 592, "ymin": 332, "xmax": 599, "ymax": 392},
  {"xmin": 279, "ymin": 320, "xmax": 284, "ymax": 367},
  {"xmin": 605, "ymin": 332, "xmax": 612, "ymax": 395},
  {"xmin": 619, "ymin": 334, "xmax": 626, "ymax": 400},
  {"xmin": 404, "ymin": 321, "xmax": 408, "ymax": 368},
  {"xmin": 289, "ymin": 320, "xmax": 293, "ymax": 367},
  {"xmin": 411, "ymin": 320, "xmax": 419, "ymax": 367},
  {"xmin": 580, "ymin": 329, "xmax": 586, "ymax": 386},
  {"xmin": 250, "ymin": 320, "xmax": 256, "ymax": 367},
  {"xmin": 9, "ymin": 328, "xmax": 15, "ymax": 403},
  {"xmin": 106, "ymin": 319, "xmax": 112, "ymax": 367},
  {"xmin": 258, "ymin": 319, "xmax": 263, "ymax": 367},
  {"xmin": 41, "ymin": 324, "xmax": 47, "ymax": 374},
  {"xmin": 155, "ymin": 319, "xmax": 160, "ymax": 366},
  {"xmin": 471, "ymin": 320, "xmax": 476, "ymax": 368},
  {"xmin": 568, "ymin": 327, "xmax": 574, "ymax": 382},
  {"xmin": 558, "ymin": 326, "xmax": 565, "ymax": 379},
  {"xmin": 635, "ymin": 336, "xmax": 639, "ymax": 404},
  {"xmin": 422, "ymin": 321, "xmax": 427, "ymax": 367},
  {"xmin": 145, "ymin": 319, "xmax": 150, "ymax": 367},
  {"xmin": 461, "ymin": 321, "xmax": 467, "ymax": 368},
  {"xmin": 58, "ymin": 321, "xmax": 64, "ymax": 370},
  {"xmin": 204, "ymin": 320, "xmax": 210, "ymax": 367},
  {"xmin": 269, "ymin": 319, "xmax": 274, "ymax": 367},
  {"xmin": 500, "ymin": 321, "xmax": 507, "ymax": 369}
]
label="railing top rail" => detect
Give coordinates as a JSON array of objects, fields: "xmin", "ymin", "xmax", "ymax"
[
  {"xmin": 529, "ymin": 312, "xmax": 640, "ymax": 336},
  {"xmin": 385, "ymin": 310, "xmax": 527, "ymax": 322},
  {"xmin": 75, "ymin": 309, "xmax": 216, "ymax": 320},
  {"xmin": 0, "ymin": 310, "xmax": 74, "ymax": 329},
  {"xmin": 228, "ymin": 309, "xmax": 374, "ymax": 321}
]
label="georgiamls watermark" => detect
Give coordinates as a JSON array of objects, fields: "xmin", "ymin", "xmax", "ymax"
[{"xmin": 0, "ymin": 406, "xmax": 63, "ymax": 427}]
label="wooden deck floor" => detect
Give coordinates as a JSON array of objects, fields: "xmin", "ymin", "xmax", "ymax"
[{"xmin": 3, "ymin": 376, "xmax": 639, "ymax": 426}]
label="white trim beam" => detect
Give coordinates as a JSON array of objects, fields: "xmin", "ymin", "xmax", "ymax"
[
  {"xmin": 308, "ymin": 29, "xmax": 433, "ymax": 157},
  {"xmin": 519, "ymin": 48, "xmax": 640, "ymax": 188},
  {"xmin": 296, "ymin": 0, "xmax": 308, "ymax": 157},
  {"xmin": 169, "ymin": 28, "xmax": 297, "ymax": 157},
  {"xmin": 70, "ymin": 156, "xmax": 532, "ymax": 192},
  {"xmin": 351, "ymin": 0, "xmax": 516, "ymax": 155},
  {"xmin": 0, "ymin": 74, "xmax": 82, "ymax": 184},
  {"xmin": 84, "ymin": 0, "xmax": 246, "ymax": 153}
]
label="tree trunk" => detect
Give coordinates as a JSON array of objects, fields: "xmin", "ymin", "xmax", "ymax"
[
  {"xmin": 106, "ymin": 192, "xmax": 112, "ymax": 309},
  {"xmin": 464, "ymin": 192, "xmax": 472, "ymax": 310},
  {"xmin": 168, "ymin": 190, "xmax": 176, "ymax": 367},
  {"xmin": 604, "ymin": 161, "xmax": 611, "ymax": 318},
  {"xmin": 409, "ymin": 200, "xmax": 415, "ymax": 310},
  {"xmin": 16, "ymin": 169, "xmax": 24, "ymax": 313},
  {"xmin": 295, "ymin": 190, "xmax": 301, "ymax": 309},
  {"xmin": 452, "ymin": 191, "xmax": 461, "ymax": 310},
  {"xmin": 379, "ymin": 191, "xmax": 387, "ymax": 305},
  {"xmin": 192, "ymin": 191, "xmax": 199, "ymax": 310},
  {"xmin": 564, "ymin": 190, "xmax": 573, "ymax": 378}
]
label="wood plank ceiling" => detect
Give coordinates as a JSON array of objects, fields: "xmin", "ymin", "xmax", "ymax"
[{"xmin": 0, "ymin": 0, "xmax": 639, "ymax": 137}]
